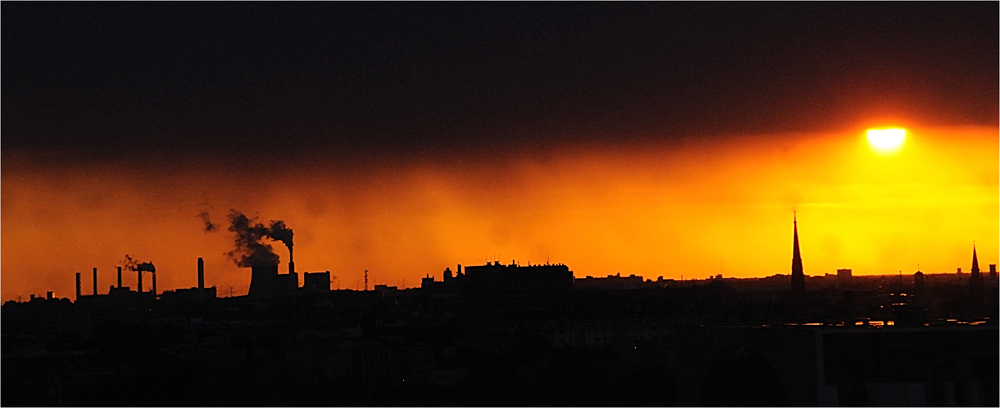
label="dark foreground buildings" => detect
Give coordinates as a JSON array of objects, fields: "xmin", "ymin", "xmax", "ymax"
[{"xmin": 3, "ymin": 225, "xmax": 998, "ymax": 406}]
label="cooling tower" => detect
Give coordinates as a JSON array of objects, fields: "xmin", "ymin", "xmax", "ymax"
[{"xmin": 249, "ymin": 262, "xmax": 279, "ymax": 298}]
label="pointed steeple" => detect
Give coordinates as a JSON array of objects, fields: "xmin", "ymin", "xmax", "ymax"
[
  {"xmin": 970, "ymin": 242, "xmax": 983, "ymax": 292},
  {"xmin": 791, "ymin": 211, "xmax": 805, "ymax": 294},
  {"xmin": 971, "ymin": 242, "xmax": 980, "ymax": 273}
]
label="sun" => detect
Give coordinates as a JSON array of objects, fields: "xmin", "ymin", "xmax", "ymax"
[{"xmin": 866, "ymin": 128, "xmax": 906, "ymax": 154}]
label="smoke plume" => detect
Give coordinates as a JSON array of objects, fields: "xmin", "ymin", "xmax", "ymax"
[
  {"xmin": 267, "ymin": 220, "xmax": 293, "ymax": 250},
  {"xmin": 225, "ymin": 210, "xmax": 294, "ymax": 268},
  {"xmin": 197, "ymin": 210, "xmax": 217, "ymax": 232},
  {"xmin": 122, "ymin": 254, "xmax": 156, "ymax": 272}
]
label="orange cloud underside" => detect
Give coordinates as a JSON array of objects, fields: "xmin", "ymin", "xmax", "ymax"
[{"xmin": 2, "ymin": 126, "xmax": 997, "ymax": 301}]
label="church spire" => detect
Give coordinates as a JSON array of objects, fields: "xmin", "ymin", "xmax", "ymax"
[
  {"xmin": 791, "ymin": 211, "xmax": 805, "ymax": 294},
  {"xmin": 972, "ymin": 242, "xmax": 980, "ymax": 273},
  {"xmin": 970, "ymin": 242, "xmax": 983, "ymax": 292}
]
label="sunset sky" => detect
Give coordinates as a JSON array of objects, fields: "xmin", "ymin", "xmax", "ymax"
[{"xmin": 3, "ymin": 3, "xmax": 997, "ymax": 301}]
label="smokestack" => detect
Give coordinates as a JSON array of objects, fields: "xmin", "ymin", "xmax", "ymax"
[
  {"xmin": 198, "ymin": 258, "xmax": 205, "ymax": 290},
  {"xmin": 198, "ymin": 258, "xmax": 205, "ymax": 301},
  {"xmin": 47, "ymin": 291, "xmax": 53, "ymax": 300},
  {"xmin": 117, "ymin": 266, "xmax": 122, "ymax": 288},
  {"xmin": 289, "ymin": 246, "xmax": 294, "ymax": 275},
  {"xmin": 93, "ymin": 267, "xmax": 98, "ymax": 296},
  {"xmin": 138, "ymin": 268, "xmax": 143, "ymax": 293},
  {"xmin": 152, "ymin": 272, "xmax": 157, "ymax": 297},
  {"xmin": 76, "ymin": 272, "xmax": 82, "ymax": 300},
  {"xmin": 458, "ymin": 264, "xmax": 462, "ymax": 276}
]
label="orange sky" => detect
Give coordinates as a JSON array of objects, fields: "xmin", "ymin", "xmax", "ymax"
[{"xmin": 2, "ymin": 125, "xmax": 997, "ymax": 302}]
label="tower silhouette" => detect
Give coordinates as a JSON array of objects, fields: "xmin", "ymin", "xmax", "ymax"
[
  {"xmin": 971, "ymin": 243, "xmax": 980, "ymax": 274},
  {"xmin": 249, "ymin": 262, "xmax": 278, "ymax": 298},
  {"xmin": 790, "ymin": 212, "xmax": 805, "ymax": 294},
  {"xmin": 969, "ymin": 243, "xmax": 983, "ymax": 292}
]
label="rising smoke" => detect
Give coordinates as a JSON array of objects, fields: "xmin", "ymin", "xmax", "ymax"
[
  {"xmin": 122, "ymin": 254, "xmax": 155, "ymax": 272},
  {"xmin": 224, "ymin": 210, "xmax": 294, "ymax": 268},
  {"xmin": 197, "ymin": 210, "xmax": 217, "ymax": 232}
]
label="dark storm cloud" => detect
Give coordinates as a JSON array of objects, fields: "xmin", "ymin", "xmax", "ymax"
[{"xmin": 2, "ymin": 3, "xmax": 997, "ymax": 162}]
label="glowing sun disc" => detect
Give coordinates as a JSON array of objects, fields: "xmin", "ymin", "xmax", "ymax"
[{"xmin": 867, "ymin": 128, "xmax": 906, "ymax": 153}]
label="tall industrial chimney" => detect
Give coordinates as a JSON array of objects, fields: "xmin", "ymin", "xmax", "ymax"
[
  {"xmin": 198, "ymin": 258, "xmax": 205, "ymax": 301},
  {"xmin": 198, "ymin": 258, "xmax": 205, "ymax": 289},
  {"xmin": 117, "ymin": 266, "xmax": 123, "ymax": 288},
  {"xmin": 138, "ymin": 269, "xmax": 143, "ymax": 293},
  {"xmin": 289, "ymin": 246, "xmax": 295, "ymax": 275},
  {"xmin": 76, "ymin": 272, "xmax": 82, "ymax": 300},
  {"xmin": 93, "ymin": 267, "xmax": 98, "ymax": 296},
  {"xmin": 152, "ymin": 272, "xmax": 157, "ymax": 297}
]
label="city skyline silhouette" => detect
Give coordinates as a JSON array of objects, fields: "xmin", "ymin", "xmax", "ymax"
[
  {"xmin": 2, "ymin": 3, "xmax": 998, "ymax": 406},
  {"xmin": 14, "ymin": 207, "xmax": 998, "ymax": 302},
  {"xmin": 3, "ymin": 3, "xmax": 997, "ymax": 302},
  {"xmin": 5, "ymin": 208, "xmax": 997, "ymax": 406}
]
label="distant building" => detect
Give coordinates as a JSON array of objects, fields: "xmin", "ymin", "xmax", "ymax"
[
  {"xmin": 148, "ymin": 258, "xmax": 218, "ymax": 302},
  {"xmin": 276, "ymin": 271, "xmax": 298, "ymax": 294},
  {"xmin": 249, "ymin": 262, "xmax": 297, "ymax": 298},
  {"xmin": 249, "ymin": 263, "xmax": 278, "ymax": 298},
  {"xmin": 418, "ymin": 267, "xmax": 465, "ymax": 305},
  {"xmin": 791, "ymin": 213, "xmax": 805, "ymax": 294},
  {"xmin": 159, "ymin": 286, "xmax": 218, "ymax": 303},
  {"xmin": 421, "ymin": 274, "xmax": 437, "ymax": 288},
  {"xmin": 303, "ymin": 271, "xmax": 332, "ymax": 292},
  {"xmin": 444, "ymin": 264, "xmax": 465, "ymax": 283},
  {"xmin": 574, "ymin": 273, "xmax": 646, "ymax": 291},
  {"xmin": 969, "ymin": 244, "xmax": 983, "ymax": 293},
  {"xmin": 423, "ymin": 264, "xmax": 469, "ymax": 290},
  {"xmin": 464, "ymin": 261, "xmax": 573, "ymax": 315}
]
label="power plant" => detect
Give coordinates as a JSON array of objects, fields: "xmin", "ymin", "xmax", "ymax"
[{"xmin": 9, "ymin": 239, "xmax": 999, "ymax": 407}]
